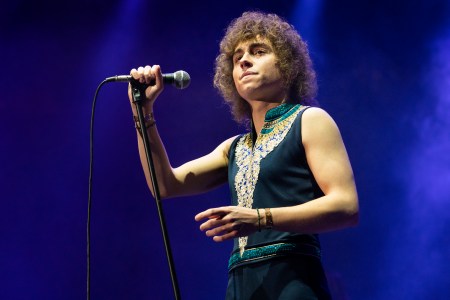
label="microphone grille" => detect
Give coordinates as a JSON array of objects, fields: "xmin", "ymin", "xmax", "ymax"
[{"xmin": 173, "ymin": 70, "xmax": 191, "ymax": 89}]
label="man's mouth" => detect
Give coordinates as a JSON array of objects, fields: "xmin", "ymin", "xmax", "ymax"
[{"xmin": 241, "ymin": 71, "xmax": 256, "ymax": 80}]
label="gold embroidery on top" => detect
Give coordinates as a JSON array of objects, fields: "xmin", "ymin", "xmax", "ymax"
[{"xmin": 234, "ymin": 105, "xmax": 302, "ymax": 255}]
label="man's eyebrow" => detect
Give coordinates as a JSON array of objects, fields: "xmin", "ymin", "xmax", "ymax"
[
  {"xmin": 249, "ymin": 42, "xmax": 271, "ymax": 49},
  {"xmin": 233, "ymin": 42, "xmax": 271, "ymax": 56},
  {"xmin": 233, "ymin": 48, "xmax": 243, "ymax": 56}
]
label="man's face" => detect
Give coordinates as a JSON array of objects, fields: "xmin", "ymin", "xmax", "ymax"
[{"xmin": 232, "ymin": 37, "xmax": 286, "ymax": 103}]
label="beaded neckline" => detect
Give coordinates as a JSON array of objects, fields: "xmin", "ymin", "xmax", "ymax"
[
  {"xmin": 264, "ymin": 103, "xmax": 298, "ymax": 122},
  {"xmin": 251, "ymin": 103, "xmax": 301, "ymax": 142},
  {"xmin": 261, "ymin": 103, "xmax": 301, "ymax": 135}
]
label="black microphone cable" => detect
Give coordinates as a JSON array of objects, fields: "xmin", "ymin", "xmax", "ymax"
[{"xmin": 87, "ymin": 78, "xmax": 110, "ymax": 300}]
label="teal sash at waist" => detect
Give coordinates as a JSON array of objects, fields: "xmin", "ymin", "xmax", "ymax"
[{"xmin": 228, "ymin": 242, "xmax": 321, "ymax": 272}]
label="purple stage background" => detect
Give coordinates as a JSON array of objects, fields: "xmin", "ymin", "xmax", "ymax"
[{"xmin": 1, "ymin": 0, "xmax": 449, "ymax": 299}]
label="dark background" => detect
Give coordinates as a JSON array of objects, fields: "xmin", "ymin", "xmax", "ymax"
[{"xmin": 1, "ymin": 0, "xmax": 449, "ymax": 299}]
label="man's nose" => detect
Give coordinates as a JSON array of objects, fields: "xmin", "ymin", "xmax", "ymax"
[{"xmin": 240, "ymin": 53, "xmax": 253, "ymax": 69}]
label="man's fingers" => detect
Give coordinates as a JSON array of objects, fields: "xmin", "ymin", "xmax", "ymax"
[
  {"xmin": 208, "ymin": 214, "xmax": 222, "ymax": 219},
  {"xmin": 205, "ymin": 222, "xmax": 241, "ymax": 237},
  {"xmin": 200, "ymin": 217, "xmax": 232, "ymax": 232},
  {"xmin": 213, "ymin": 230, "xmax": 238, "ymax": 242},
  {"xmin": 195, "ymin": 207, "xmax": 230, "ymax": 221}
]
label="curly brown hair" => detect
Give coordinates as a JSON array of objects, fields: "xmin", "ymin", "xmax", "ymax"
[{"xmin": 214, "ymin": 11, "xmax": 318, "ymax": 124}]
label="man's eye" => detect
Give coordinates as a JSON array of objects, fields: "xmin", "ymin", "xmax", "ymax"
[{"xmin": 254, "ymin": 49, "xmax": 266, "ymax": 55}]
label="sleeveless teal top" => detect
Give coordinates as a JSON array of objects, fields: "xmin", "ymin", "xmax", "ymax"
[{"xmin": 227, "ymin": 103, "xmax": 324, "ymax": 271}]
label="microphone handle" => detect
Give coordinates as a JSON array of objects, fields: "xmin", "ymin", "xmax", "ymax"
[{"xmin": 105, "ymin": 74, "xmax": 174, "ymax": 87}]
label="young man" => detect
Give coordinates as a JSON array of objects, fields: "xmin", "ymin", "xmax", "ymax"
[{"xmin": 128, "ymin": 11, "xmax": 358, "ymax": 299}]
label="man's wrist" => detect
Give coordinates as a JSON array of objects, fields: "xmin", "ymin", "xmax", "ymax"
[
  {"xmin": 133, "ymin": 112, "xmax": 156, "ymax": 137},
  {"xmin": 264, "ymin": 208, "xmax": 274, "ymax": 230}
]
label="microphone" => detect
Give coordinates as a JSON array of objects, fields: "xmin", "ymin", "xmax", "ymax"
[{"xmin": 105, "ymin": 70, "xmax": 191, "ymax": 89}]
